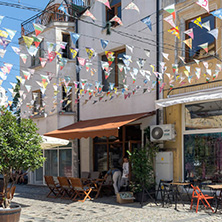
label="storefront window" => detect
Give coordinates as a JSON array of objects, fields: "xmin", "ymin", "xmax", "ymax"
[
  {"xmin": 184, "ymin": 133, "xmax": 222, "ymax": 182},
  {"xmin": 109, "ymin": 143, "xmax": 123, "ymax": 169},
  {"xmin": 185, "ymin": 100, "xmax": 222, "ymax": 130},
  {"xmin": 45, "ymin": 150, "xmax": 58, "ymax": 176},
  {"xmin": 44, "ymin": 148, "xmax": 72, "ymax": 177},
  {"xmin": 93, "ymin": 125, "xmax": 142, "ymax": 172},
  {"xmin": 94, "ymin": 144, "xmax": 107, "ymax": 172},
  {"xmin": 59, "ymin": 149, "xmax": 72, "ymax": 177}
]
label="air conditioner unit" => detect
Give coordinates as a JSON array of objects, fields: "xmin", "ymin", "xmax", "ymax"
[{"xmin": 150, "ymin": 124, "xmax": 175, "ymax": 141}]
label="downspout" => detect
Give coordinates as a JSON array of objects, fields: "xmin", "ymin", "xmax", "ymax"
[
  {"xmin": 75, "ymin": 17, "xmax": 81, "ymax": 177},
  {"xmin": 156, "ymin": 0, "xmax": 160, "ymax": 125}
]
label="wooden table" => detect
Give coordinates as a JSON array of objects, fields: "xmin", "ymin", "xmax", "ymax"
[{"xmin": 207, "ymin": 184, "xmax": 222, "ymax": 213}]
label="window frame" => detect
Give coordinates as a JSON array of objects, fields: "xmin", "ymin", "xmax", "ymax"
[
  {"xmin": 106, "ymin": 0, "xmax": 121, "ymax": 27},
  {"xmin": 185, "ymin": 12, "xmax": 216, "ymax": 63},
  {"xmin": 31, "ymin": 41, "xmax": 44, "ymax": 67},
  {"xmin": 102, "ymin": 48, "xmax": 125, "ymax": 90},
  {"xmin": 61, "ymin": 84, "xmax": 73, "ymax": 112},
  {"xmin": 62, "ymin": 33, "xmax": 71, "ymax": 59},
  {"xmin": 32, "ymin": 89, "xmax": 43, "ymax": 115}
]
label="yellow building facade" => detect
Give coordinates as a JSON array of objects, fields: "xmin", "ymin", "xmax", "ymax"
[{"xmin": 159, "ymin": 0, "xmax": 222, "ymax": 183}]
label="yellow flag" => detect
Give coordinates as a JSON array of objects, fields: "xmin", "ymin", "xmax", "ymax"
[
  {"xmin": 183, "ymin": 38, "xmax": 192, "ymax": 49},
  {"xmin": 0, "ymin": 30, "xmax": 8, "ymax": 38},
  {"xmin": 23, "ymin": 36, "xmax": 34, "ymax": 48},
  {"xmin": 168, "ymin": 26, "xmax": 180, "ymax": 39},
  {"xmin": 184, "ymin": 70, "xmax": 189, "ymax": 77},
  {"xmin": 193, "ymin": 16, "xmax": 202, "ymax": 28}
]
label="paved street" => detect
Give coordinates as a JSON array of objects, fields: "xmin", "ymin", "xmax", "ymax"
[{"xmin": 11, "ymin": 185, "xmax": 222, "ymax": 222}]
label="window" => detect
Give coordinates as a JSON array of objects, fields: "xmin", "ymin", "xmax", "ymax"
[
  {"xmin": 106, "ymin": 0, "xmax": 121, "ymax": 25},
  {"xmin": 184, "ymin": 133, "xmax": 222, "ymax": 182},
  {"xmin": 93, "ymin": 125, "xmax": 141, "ymax": 171},
  {"xmin": 45, "ymin": 148, "xmax": 72, "ymax": 177},
  {"xmin": 102, "ymin": 48, "xmax": 125, "ymax": 91},
  {"xmin": 32, "ymin": 90, "xmax": 43, "ymax": 115},
  {"xmin": 62, "ymin": 85, "xmax": 73, "ymax": 112},
  {"xmin": 31, "ymin": 41, "xmax": 44, "ymax": 67},
  {"xmin": 185, "ymin": 100, "xmax": 222, "ymax": 130},
  {"xmin": 62, "ymin": 33, "xmax": 71, "ymax": 59},
  {"xmin": 185, "ymin": 13, "xmax": 215, "ymax": 62}
]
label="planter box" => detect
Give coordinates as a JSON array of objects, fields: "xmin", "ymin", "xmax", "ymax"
[
  {"xmin": 116, "ymin": 192, "xmax": 135, "ymax": 204},
  {"xmin": 0, "ymin": 205, "xmax": 21, "ymax": 222}
]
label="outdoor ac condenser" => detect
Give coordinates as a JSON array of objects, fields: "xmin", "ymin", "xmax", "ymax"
[
  {"xmin": 155, "ymin": 152, "xmax": 173, "ymax": 199},
  {"xmin": 150, "ymin": 124, "xmax": 175, "ymax": 142}
]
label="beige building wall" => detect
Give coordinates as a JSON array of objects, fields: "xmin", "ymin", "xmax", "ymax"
[{"xmin": 162, "ymin": 0, "xmax": 222, "ymax": 181}]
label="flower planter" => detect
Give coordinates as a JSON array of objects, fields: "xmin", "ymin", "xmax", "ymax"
[{"xmin": 0, "ymin": 205, "xmax": 21, "ymax": 222}]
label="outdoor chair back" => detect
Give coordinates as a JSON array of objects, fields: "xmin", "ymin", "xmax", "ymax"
[
  {"xmin": 90, "ymin": 171, "xmax": 100, "ymax": 180},
  {"xmin": 44, "ymin": 175, "xmax": 62, "ymax": 198},
  {"xmin": 190, "ymin": 184, "xmax": 215, "ymax": 213},
  {"xmin": 81, "ymin": 172, "xmax": 90, "ymax": 179},
  {"xmin": 69, "ymin": 177, "xmax": 92, "ymax": 202},
  {"xmin": 57, "ymin": 177, "xmax": 74, "ymax": 199}
]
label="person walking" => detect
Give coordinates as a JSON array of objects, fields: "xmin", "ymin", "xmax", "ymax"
[{"xmin": 105, "ymin": 168, "xmax": 122, "ymax": 194}]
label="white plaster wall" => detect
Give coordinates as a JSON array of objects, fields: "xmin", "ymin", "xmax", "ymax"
[
  {"xmin": 80, "ymin": 138, "xmax": 92, "ymax": 172},
  {"xmin": 78, "ymin": 0, "xmax": 157, "ymax": 121},
  {"xmin": 20, "ymin": 22, "xmax": 77, "ymax": 134}
]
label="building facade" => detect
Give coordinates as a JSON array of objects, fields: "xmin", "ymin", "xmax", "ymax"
[
  {"xmin": 20, "ymin": 0, "xmax": 158, "ymax": 185},
  {"xmin": 157, "ymin": 0, "xmax": 222, "ymax": 183}
]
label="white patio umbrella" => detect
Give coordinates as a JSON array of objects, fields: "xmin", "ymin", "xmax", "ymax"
[{"xmin": 41, "ymin": 136, "xmax": 69, "ymax": 149}]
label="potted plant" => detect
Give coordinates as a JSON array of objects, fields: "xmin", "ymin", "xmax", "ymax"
[
  {"xmin": 0, "ymin": 107, "xmax": 45, "ymax": 222},
  {"xmin": 128, "ymin": 127, "xmax": 159, "ymax": 204}
]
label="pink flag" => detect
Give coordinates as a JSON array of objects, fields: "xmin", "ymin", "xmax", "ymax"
[
  {"xmin": 82, "ymin": 9, "xmax": 96, "ymax": 20},
  {"xmin": 196, "ymin": 0, "xmax": 209, "ymax": 13},
  {"xmin": 39, "ymin": 57, "xmax": 47, "ymax": 67},
  {"xmin": 78, "ymin": 57, "xmax": 86, "ymax": 66},
  {"xmin": 184, "ymin": 28, "xmax": 194, "ymax": 39},
  {"xmin": 96, "ymin": 0, "xmax": 111, "ymax": 9},
  {"xmin": 164, "ymin": 15, "xmax": 176, "ymax": 27},
  {"xmin": 110, "ymin": 15, "xmax": 123, "ymax": 26}
]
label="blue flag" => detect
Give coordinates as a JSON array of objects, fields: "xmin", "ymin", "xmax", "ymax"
[
  {"xmin": 58, "ymin": 3, "xmax": 69, "ymax": 16},
  {"xmin": 141, "ymin": 16, "xmax": 152, "ymax": 31},
  {"xmin": 100, "ymin": 39, "xmax": 109, "ymax": 49},
  {"xmin": 211, "ymin": 8, "xmax": 222, "ymax": 20},
  {"xmin": 70, "ymin": 32, "xmax": 80, "ymax": 45}
]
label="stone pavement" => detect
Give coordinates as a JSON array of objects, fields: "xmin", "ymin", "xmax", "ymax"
[{"xmin": 12, "ymin": 185, "xmax": 222, "ymax": 222}]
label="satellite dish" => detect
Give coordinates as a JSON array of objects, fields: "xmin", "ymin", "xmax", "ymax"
[{"xmin": 151, "ymin": 127, "xmax": 163, "ymax": 140}]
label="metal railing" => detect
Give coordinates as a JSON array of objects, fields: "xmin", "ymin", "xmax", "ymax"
[{"xmin": 21, "ymin": 2, "xmax": 89, "ymax": 36}]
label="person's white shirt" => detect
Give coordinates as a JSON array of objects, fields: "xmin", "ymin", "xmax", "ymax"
[{"xmin": 122, "ymin": 162, "xmax": 129, "ymax": 178}]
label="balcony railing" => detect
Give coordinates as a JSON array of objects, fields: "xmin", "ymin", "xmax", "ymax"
[{"xmin": 21, "ymin": 2, "xmax": 89, "ymax": 36}]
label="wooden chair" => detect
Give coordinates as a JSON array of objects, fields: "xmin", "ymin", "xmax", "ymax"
[
  {"xmin": 90, "ymin": 171, "xmax": 100, "ymax": 180},
  {"xmin": 92, "ymin": 174, "xmax": 113, "ymax": 199},
  {"xmin": 69, "ymin": 177, "xmax": 92, "ymax": 202},
  {"xmin": 44, "ymin": 175, "xmax": 62, "ymax": 198},
  {"xmin": 57, "ymin": 177, "xmax": 74, "ymax": 199},
  {"xmin": 81, "ymin": 172, "xmax": 90, "ymax": 184},
  {"xmin": 190, "ymin": 184, "xmax": 215, "ymax": 213}
]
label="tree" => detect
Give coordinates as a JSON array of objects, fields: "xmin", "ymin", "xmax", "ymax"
[{"xmin": 0, "ymin": 107, "xmax": 45, "ymax": 208}]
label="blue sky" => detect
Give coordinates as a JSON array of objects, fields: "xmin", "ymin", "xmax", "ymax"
[{"xmin": 0, "ymin": 0, "xmax": 49, "ymax": 101}]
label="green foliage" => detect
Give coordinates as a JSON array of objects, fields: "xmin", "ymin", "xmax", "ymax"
[
  {"xmin": 0, "ymin": 107, "xmax": 45, "ymax": 207},
  {"xmin": 128, "ymin": 126, "xmax": 159, "ymax": 192}
]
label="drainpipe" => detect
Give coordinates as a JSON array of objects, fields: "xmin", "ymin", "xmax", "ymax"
[
  {"xmin": 75, "ymin": 17, "xmax": 81, "ymax": 177},
  {"xmin": 156, "ymin": 0, "xmax": 160, "ymax": 125}
]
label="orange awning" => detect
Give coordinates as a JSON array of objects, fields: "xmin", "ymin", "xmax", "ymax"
[{"xmin": 44, "ymin": 111, "xmax": 155, "ymax": 140}]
